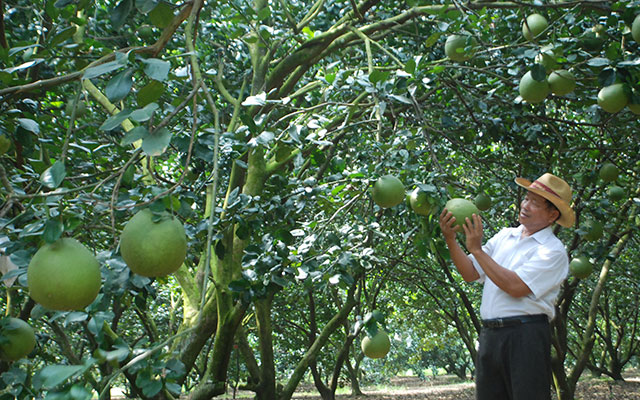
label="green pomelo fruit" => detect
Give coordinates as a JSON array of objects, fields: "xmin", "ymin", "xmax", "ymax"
[
  {"xmin": 120, "ymin": 209, "xmax": 187, "ymax": 277},
  {"xmin": 149, "ymin": 1, "xmax": 174, "ymax": 29},
  {"xmin": 632, "ymin": 15, "xmax": 640, "ymax": 43},
  {"xmin": 569, "ymin": 256, "xmax": 593, "ymax": 279},
  {"xmin": 597, "ymin": 84, "xmax": 629, "ymax": 113},
  {"xmin": 361, "ymin": 330, "xmax": 391, "ymax": 359},
  {"xmin": 138, "ymin": 25, "xmax": 155, "ymax": 41},
  {"xmin": 65, "ymin": 100, "xmax": 87, "ymax": 117},
  {"xmin": 519, "ymin": 71, "xmax": 550, "ymax": 104},
  {"xmin": 444, "ymin": 34, "xmax": 474, "ymax": 62},
  {"xmin": 548, "ymin": 70, "xmax": 576, "ymax": 96},
  {"xmin": 598, "ymin": 162, "xmax": 619, "ymax": 182},
  {"xmin": 534, "ymin": 45, "xmax": 560, "ymax": 72},
  {"xmin": 0, "ymin": 135, "xmax": 11, "ymax": 155},
  {"xmin": 0, "ymin": 318, "xmax": 36, "ymax": 361},
  {"xmin": 522, "ymin": 14, "xmax": 548, "ymax": 41},
  {"xmin": 409, "ymin": 189, "xmax": 435, "ymax": 216},
  {"xmin": 372, "ymin": 175, "xmax": 405, "ymax": 209},
  {"xmin": 28, "ymin": 238, "xmax": 101, "ymax": 311},
  {"xmin": 445, "ymin": 198, "xmax": 480, "ymax": 228},
  {"xmin": 474, "ymin": 192, "xmax": 492, "ymax": 211},
  {"xmin": 579, "ymin": 31, "xmax": 604, "ymax": 52},
  {"xmin": 583, "ymin": 220, "xmax": 603, "ymax": 241},
  {"xmin": 628, "ymin": 103, "xmax": 640, "ymax": 115},
  {"xmin": 607, "ymin": 185, "xmax": 625, "ymax": 201}
]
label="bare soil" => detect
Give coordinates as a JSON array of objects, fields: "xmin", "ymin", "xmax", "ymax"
[{"xmin": 290, "ymin": 374, "xmax": 640, "ymax": 400}]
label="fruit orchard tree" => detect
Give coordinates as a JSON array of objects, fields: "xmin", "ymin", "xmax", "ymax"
[{"xmin": 1, "ymin": 1, "xmax": 640, "ymax": 400}]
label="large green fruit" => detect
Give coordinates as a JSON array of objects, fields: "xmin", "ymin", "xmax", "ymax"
[
  {"xmin": 534, "ymin": 44, "xmax": 560, "ymax": 72},
  {"xmin": 28, "ymin": 238, "xmax": 101, "ymax": 311},
  {"xmin": 522, "ymin": 14, "xmax": 548, "ymax": 41},
  {"xmin": 0, "ymin": 318, "xmax": 36, "ymax": 361},
  {"xmin": 583, "ymin": 220, "xmax": 603, "ymax": 241},
  {"xmin": 444, "ymin": 34, "xmax": 474, "ymax": 62},
  {"xmin": 65, "ymin": 100, "xmax": 87, "ymax": 117},
  {"xmin": 569, "ymin": 256, "xmax": 593, "ymax": 279},
  {"xmin": 628, "ymin": 103, "xmax": 640, "ymax": 115},
  {"xmin": 519, "ymin": 71, "xmax": 550, "ymax": 104},
  {"xmin": 632, "ymin": 15, "xmax": 640, "ymax": 43},
  {"xmin": 597, "ymin": 84, "xmax": 629, "ymax": 113},
  {"xmin": 409, "ymin": 189, "xmax": 435, "ymax": 216},
  {"xmin": 120, "ymin": 209, "xmax": 187, "ymax": 277},
  {"xmin": 548, "ymin": 70, "xmax": 576, "ymax": 96},
  {"xmin": 607, "ymin": 185, "xmax": 625, "ymax": 202},
  {"xmin": 474, "ymin": 192, "xmax": 492, "ymax": 211},
  {"xmin": 372, "ymin": 175, "xmax": 405, "ymax": 209},
  {"xmin": 361, "ymin": 330, "xmax": 391, "ymax": 359},
  {"xmin": 598, "ymin": 162, "xmax": 619, "ymax": 182},
  {"xmin": 445, "ymin": 198, "xmax": 480, "ymax": 228}
]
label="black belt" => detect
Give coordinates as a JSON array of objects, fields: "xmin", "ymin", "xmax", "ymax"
[{"xmin": 482, "ymin": 314, "xmax": 548, "ymax": 329}]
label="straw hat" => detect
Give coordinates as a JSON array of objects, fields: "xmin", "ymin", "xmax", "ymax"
[{"xmin": 515, "ymin": 173, "xmax": 575, "ymax": 228}]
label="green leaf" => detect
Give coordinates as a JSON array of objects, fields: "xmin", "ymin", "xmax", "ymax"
[
  {"xmin": 42, "ymin": 219, "xmax": 64, "ymax": 243},
  {"xmin": 136, "ymin": 0, "xmax": 157, "ymax": 13},
  {"xmin": 49, "ymin": 26, "xmax": 77, "ymax": 47},
  {"xmin": 121, "ymin": 126, "xmax": 149, "ymax": 145},
  {"xmin": 598, "ymin": 68, "xmax": 616, "ymax": 87},
  {"xmin": 141, "ymin": 58, "xmax": 170, "ymax": 81},
  {"xmin": 54, "ymin": 0, "xmax": 74, "ymax": 7},
  {"xmin": 105, "ymin": 68, "xmax": 134, "ymax": 102},
  {"xmin": 130, "ymin": 102, "xmax": 159, "ymax": 122},
  {"xmin": 34, "ymin": 365, "xmax": 84, "ymax": 390},
  {"xmin": 404, "ymin": 59, "xmax": 416, "ymax": 75},
  {"xmin": 369, "ymin": 69, "xmax": 390, "ymax": 84},
  {"xmin": 531, "ymin": 64, "xmax": 546, "ymax": 81},
  {"xmin": 99, "ymin": 108, "xmax": 133, "ymax": 131},
  {"xmin": 111, "ymin": 0, "xmax": 133, "ymax": 29},
  {"xmin": 424, "ymin": 32, "xmax": 442, "ymax": 47},
  {"xmin": 137, "ymin": 80, "xmax": 164, "ymax": 107},
  {"xmin": 141, "ymin": 127, "xmax": 171, "ymax": 156},
  {"xmin": 40, "ymin": 160, "xmax": 66, "ymax": 189},
  {"xmin": 83, "ymin": 61, "xmax": 126, "ymax": 79},
  {"xmin": 215, "ymin": 240, "xmax": 225, "ymax": 260},
  {"xmin": 17, "ymin": 118, "xmax": 39, "ymax": 134},
  {"xmin": 587, "ymin": 57, "xmax": 610, "ymax": 67},
  {"xmin": 242, "ymin": 92, "xmax": 266, "ymax": 106}
]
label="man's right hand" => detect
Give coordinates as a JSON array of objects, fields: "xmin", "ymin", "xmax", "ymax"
[{"xmin": 439, "ymin": 208, "xmax": 460, "ymax": 241}]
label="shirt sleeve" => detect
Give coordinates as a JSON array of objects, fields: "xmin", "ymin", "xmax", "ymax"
[{"xmin": 514, "ymin": 245, "xmax": 569, "ymax": 299}]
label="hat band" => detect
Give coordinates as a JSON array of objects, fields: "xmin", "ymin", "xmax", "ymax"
[{"xmin": 531, "ymin": 180, "xmax": 561, "ymax": 199}]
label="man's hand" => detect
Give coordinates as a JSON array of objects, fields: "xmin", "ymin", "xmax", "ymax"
[
  {"xmin": 462, "ymin": 213, "xmax": 483, "ymax": 254},
  {"xmin": 439, "ymin": 208, "xmax": 460, "ymax": 241}
]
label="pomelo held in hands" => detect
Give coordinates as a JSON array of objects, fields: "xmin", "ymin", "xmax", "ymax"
[
  {"xmin": 0, "ymin": 317, "xmax": 36, "ymax": 361},
  {"xmin": 28, "ymin": 238, "xmax": 101, "ymax": 311},
  {"xmin": 361, "ymin": 330, "xmax": 391, "ymax": 359},
  {"xmin": 120, "ymin": 209, "xmax": 187, "ymax": 277},
  {"xmin": 372, "ymin": 175, "xmax": 405, "ymax": 209},
  {"xmin": 445, "ymin": 198, "xmax": 480, "ymax": 228}
]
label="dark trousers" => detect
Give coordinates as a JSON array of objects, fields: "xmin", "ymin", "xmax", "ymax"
[{"xmin": 476, "ymin": 318, "xmax": 551, "ymax": 400}]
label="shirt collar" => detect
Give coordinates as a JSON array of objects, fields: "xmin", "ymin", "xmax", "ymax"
[{"xmin": 512, "ymin": 224, "xmax": 554, "ymax": 243}]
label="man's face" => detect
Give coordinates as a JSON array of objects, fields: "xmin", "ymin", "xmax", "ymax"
[{"xmin": 518, "ymin": 191, "xmax": 560, "ymax": 230}]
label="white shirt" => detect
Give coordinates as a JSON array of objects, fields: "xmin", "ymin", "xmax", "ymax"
[{"xmin": 468, "ymin": 225, "xmax": 568, "ymax": 320}]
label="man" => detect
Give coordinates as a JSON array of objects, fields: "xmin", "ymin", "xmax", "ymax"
[{"xmin": 439, "ymin": 173, "xmax": 575, "ymax": 400}]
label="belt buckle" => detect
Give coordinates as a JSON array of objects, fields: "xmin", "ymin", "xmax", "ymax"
[{"xmin": 492, "ymin": 318, "xmax": 505, "ymax": 328}]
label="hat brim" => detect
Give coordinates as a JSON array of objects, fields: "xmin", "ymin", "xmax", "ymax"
[{"xmin": 515, "ymin": 177, "xmax": 575, "ymax": 228}]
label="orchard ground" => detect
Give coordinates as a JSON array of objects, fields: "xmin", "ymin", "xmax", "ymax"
[{"xmin": 147, "ymin": 370, "xmax": 640, "ymax": 399}]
